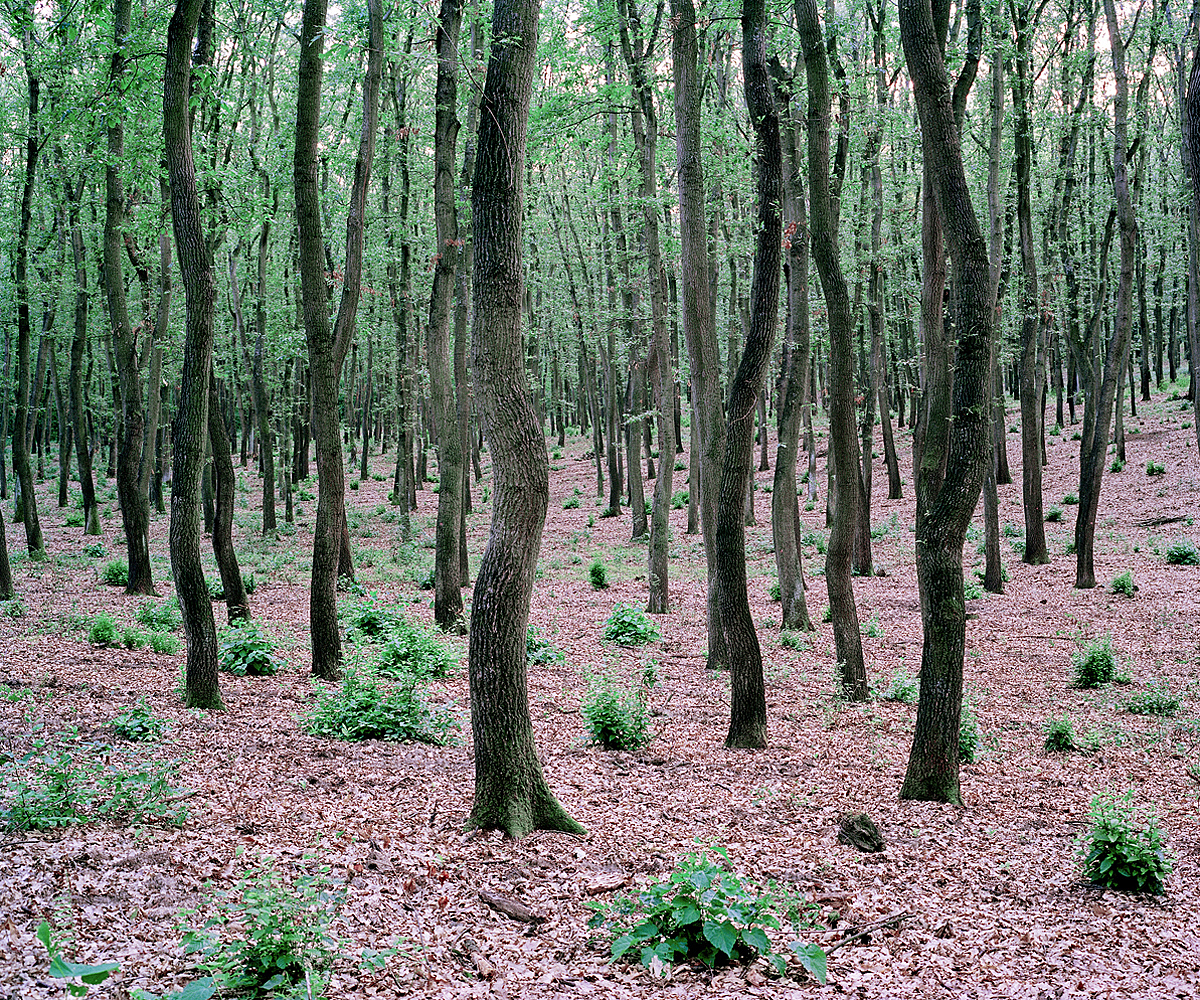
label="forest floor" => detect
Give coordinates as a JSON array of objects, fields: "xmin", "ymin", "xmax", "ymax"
[{"xmin": 1, "ymin": 383, "xmax": 1199, "ymax": 1000}]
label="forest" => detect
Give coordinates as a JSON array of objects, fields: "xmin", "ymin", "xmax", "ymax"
[{"xmin": 0, "ymin": 0, "xmax": 1198, "ymax": 996}]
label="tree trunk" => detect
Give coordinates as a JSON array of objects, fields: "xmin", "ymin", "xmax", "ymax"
[
  {"xmin": 467, "ymin": 0, "xmax": 582, "ymax": 838},
  {"xmin": 208, "ymin": 372, "xmax": 249, "ymax": 622},
  {"xmin": 166, "ymin": 0, "xmax": 222, "ymax": 711}
]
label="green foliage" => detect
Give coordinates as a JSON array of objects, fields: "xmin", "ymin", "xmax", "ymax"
[
  {"xmin": 1042, "ymin": 715, "xmax": 1077, "ymax": 752},
  {"xmin": 959, "ymin": 700, "xmax": 979, "ymax": 763},
  {"xmin": 1, "ymin": 731, "xmax": 189, "ymax": 830},
  {"xmin": 589, "ymin": 559, "xmax": 609, "ymax": 590},
  {"xmin": 64, "ymin": 510, "xmax": 86, "ymax": 528},
  {"xmin": 1110, "ymin": 458, "xmax": 1125, "ymax": 473},
  {"xmin": 527, "ymin": 626, "xmax": 564, "ymax": 665},
  {"xmin": 138, "ymin": 598, "xmax": 183, "ymax": 633},
  {"xmin": 1072, "ymin": 634, "xmax": 1117, "ymax": 688},
  {"xmin": 377, "ymin": 615, "xmax": 455, "ymax": 679},
  {"xmin": 1078, "ymin": 791, "xmax": 1171, "ymax": 894},
  {"xmin": 1121, "ymin": 680, "xmax": 1181, "ymax": 717},
  {"xmin": 767, "ymin": 580, "xmax": 781, "ymax": 602},
  {"xmin": 801, "ymin": 529, "xmax": 827, "ymax": 554},
  {"xmin": 347, "ymin": 598, "xmax": 398, "ymax": 639},
  {"xmin": 123, "ymin": 627, "xmax": 148, "ymax": 650},
  {"xmin": 112, "ymin": 699, "xmax": 168, "ymax": 742},
  {"xmin": 563, "ymin": 495, "xmax": 581, "ymax": 509},
  {"xmin": 218, "ymin": 622, "xmax": 283, "ymax": 677},
  {"xmin": 1045, "ymin": 506, "xmax": 1063, "ymax": 523},
  {"xmin": 1, "ymin": 597, "xmax": 26, "ymax": 619},
  {"xmin": 1146, "ymin": 460, "xmax": 1166, "ymax": 476},
  {"xmin": 37, "ymin": 921, "xmax": 120, "ymax": 998},
  {"xmin": 582, "ymin": 672, "xmax": 650, "ymax": 750},
  {"xmin": 878, "ymin": 666, "xmax": 918, "ymax": 704},
  {"xmin": 82, "ymin": 542, "xmax": 106, "ymax": 558},
  {"xmin": 861, "ymin": 615, "xmax": 884, "ymax": 638},
  {"xmin": 963, "ymin": 578, "xmax": 984, "ymax": 600},
  {"xmin": 101, "ymin": 559, "xmax": 128, "ymax": 586},
  {"xmin": 88, "ymin": 614, "xmax": 120, "ymax": 648},
  {"xmin": 1165, "ymin": 539, "xmax": 1199, "ymax": 565},
  {"xmin": 779, "ymin": 630, "xmax": 807, "ymax": 651},
  {"xmin": 207, "ymin": 578, "xmax": 225, "ymax": 600},
  {"xmin": 150, "ymin": 632, "xmax": 182, "ymax": 655},
  {"xmin": 603, "ymin": 604, "xmax": 660, "ymax": 646},
  {"xmin": 180, "ymin": 852, "xmax": 343, "ymax": 996},
  {"xmin": 1062, "ymin": 493, "xmax": 1079, "ymax": 505},
  {"xmin": 670, "ymin": 489, "xmax": 689, "ymax": 510},
  {"xmin": 1110, "ymin": 570, "xmax": 1135, "ymax": 597},
  {"xmin": 589, "ymin": 845, "xmax": 826, "ymax": 981},
  {"xmin": 304, "ymin": 660, "xmax": 456, "ymax": 744}
]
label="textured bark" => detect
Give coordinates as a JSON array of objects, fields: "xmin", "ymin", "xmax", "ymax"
[
  {"xmin": 898, "ymin": 0, "xmax": 993, "ymax": 804},
  {"xmin": 166, "ymin": 0, "xmax": 222, "ymax": 711},
  {"xmin": 795, "ymin": 0, "xmax": 866, "ymax": 700},
  {"xmin": 717, "ymin": 0, "xmax": 781, "ymax": 750},
  {"xmin": 429, "ymin": 0, "xmax": 465, "ymax": 631},
  {"xmin": 1182, "ymin": 26, "xmax": 1200, "ymax": 455},
  {"xmin": 208, "ymin": 373, "xmax": 249, "ymax": 622},
  {"xmin": 467, "ymin": 0, "xmax": 582, "ymax": 838}
]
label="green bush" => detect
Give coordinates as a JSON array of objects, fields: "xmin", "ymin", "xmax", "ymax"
[
  {"xmin": 2, "ymin": 598, "xmax": 26, "ymax": 619},
  {"xmin": 589, "ymin": 845, "xmax": 826, "ymax": 981},
  {"xmin": 218, "ymin": 622, "xmax": 283, "ymax": 677},
  {"xmin": 112, "ymin": 699, "xmax": 167, "ymax": 742},
  {"xmin": 378, "ymin": 616, "xmax": 455, "ymax": 679},
  {"xmin": 1045, "ymin": 506, "xmax": 1063, "ymax": 523},
  {"xmin": 878, "ymin": 666, "xmax": 918, "ymax": 704},
  {"xmin": 1078, "ymin": 790, "xmax": 1171, "ymax": 894},
  {"xmin": 963, "ymin": 578, "xmax": 984, "ymax": 600},
  {"xmin": 563, "ymin": 495, "xmax": 581, "ymax": 509},
  {"xmin": 603, "ymin": 604, "xmax": 660, "ymax": 646},
  {"xmin": 1110, "ymin": 570, "xmax": 1135, "ymax": 597},
  {"xmin": 527, "ymin": 626, "xmax": 564, "ymax": 666},
  {"xmin": 1072, "ymin": 634, "xmax": 1117, "ymax": 688},
  {"xmin": 589, "ymin": 560, "xmax": 609, "ymax": 590},
  {"xmin": 347, "ymin": 599, "xmax": 399, "ymax": 640},
  {"xmin": 1165, "ymin": 539, "xmax": 1200, "ymax": 565},
  {"xmin": 101, "ymin": 560, "xmax": 128, "ymax": 586},
  {"xmin": 180, "ymin": 852, "xmax": 343, "ymax": 996},
  {"xmin": 0, "ymin": 732, "xmax": 188, "ymax": 830},
  {"xmin": 1146, "ymin": 460, "xmax": 1165, "ymax": 476},
  {"xmin": 88, "ymin": 614, "xmax": 120, "ymax": 648},
  {"xmin": 82, "ymin": 542, "xmax": 106, "ymax": 558},
  {"xmin": 959, "ymin": 700, "xmax": 980, "ymax": 763},
  {"xmin": 149, "ymin": 632, "xmax": 182, "ymax": 655},
  {"xmin": 1042, "ymin": 715, "xmax": 1077, "ymax": 752},
  {"xmin": 122, "ymin": 627, "xmax": 147, "ymax": 650},
  {"xmin": 1110, "ymin": 458, "xmax": 1125, "ymax": 473},
  {"xmin": 1121, "ymin": 680, "xmax": 1181, "ymax": 717},
  {"xmin": 137, "ymin": 598, "xmax": 182, "ymax": 633},
  {"xmin": 582, "ymin": 673, "xmax": 649, "ymax": 750},
  {"xmin": 779, "ymin": 630, "xmax": 807, "ymax": 650},
  {"xmin": 1062, "ymin": 492, "xmax": 1079, "ymax": 505},
  {"xmin": 670, "ymin": 490, "xmax": 689, "ymax": 510},
  {"xmin": 64, "ymin": 510, "xmax": 85, "ymax": 528},
  {"xmin": 767, "ymin": 580, "xmax": 781, "ymax": 602},
  {"xmin": 304, "ymin": 660, "xmax": 456, "ymax": 744},
  {"xmin": 861, "ymin": 615, "xmax": 884, "ymax": 638}
]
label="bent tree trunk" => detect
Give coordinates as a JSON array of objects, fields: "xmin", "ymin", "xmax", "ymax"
[
  {"xmin": 898, "ymin": 0, "xmax": 993, "ymax": 804},
  {"xmin": 208, "ymin": 373, "xmax": 249, "ymax": 622},
  {"xmin": 467, "ymin": 0, "xmax": 583, "ymax": 838},
  {"xmin": 65, "ymin": 171, "xmax": 101, "ymax": 536},
  {"xmin": 166, "ymin": 0, "xmax": 222, "ymax": 711}
]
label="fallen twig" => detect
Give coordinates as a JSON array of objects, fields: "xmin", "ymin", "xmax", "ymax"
[
  {"xmin": 480, "ymin": 889, "xmax": 545, "ymax": 924},
  {"xmin": 825, "ymin": 910, "xmax": 914, "ymax": 953}
]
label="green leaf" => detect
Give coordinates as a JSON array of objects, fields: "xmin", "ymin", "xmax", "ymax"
[
  {"xmin": 611, "ymin": 933, "xmax": 635, "ymax": 960},
  {"xmin": 740, "ymin": 926, "xmax": 770, "ymax": 954},
  {"xmin": 672, "ymin": 900, "xmax": 702, "ymax": 925},
  {"xmin": 790, "ymin": 941, "xmax": 827, "ymax": 984},
  {"xmin": 702, "ymin": 919, "xmax": 738, "ymax": 957},
  {"xmin": 36, "ymin": 920, "xmax": 54, "ymax": 953},
  {"xmin": 48, "ymin": 954, "xmax": 120, "ymax": 984}
]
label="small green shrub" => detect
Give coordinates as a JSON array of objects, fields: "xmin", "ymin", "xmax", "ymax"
[
  {"xmin": 111, "ymin": 699, "xmax": 167, "ymax": 742},
  {"xmin": 180, "ymin": 852, "xmax": 343, "ymax": 995},
  {"xmin": 305, "ymin": 660, "xmax": 456, "ymax": 744},
  {"xmin": 861, "ymin": 615, "xmax": 884, "ymax": 639},
  {"xmin": 767, "ymin": 580, "xmax": 781, "ymax": 602},
  {"xmin": 589, "ymin": 559, "xmax": 609, "ymax": 590},
  {"xmin": 878, "ymin": 666, "xmax": 918, "ymax": 704},
  {"xmin": 1110, "ymin": 570, "xmax": 1135, "ymax": 597},
  {"xmin": 1062, "ymin": 493, "xmax": 1079, "ymax": 505},
  {"xmin": 589, "ymin": 845, "xmax": 826, "ymax": 981},
  {"xmin": 801, "ymin": 529, "xmax": 827, "ymax": 554},
  {"xmin": 779, "ymin": 630, "xmax": 807, "ymax": 650},
  {"xmin": 149, "ymin": 632, "xmax": 182, "ymax": 655},
  {"xmin": 1078, "ymin": 790, "xmax": 1171, "ymax": 894},
  {"xmin": 963, "ymin": 578, "xmax": 984, "ymax": 600},
  {"xmin": 1045, "ymin": 506, "xmax": 1063, "ymax": 523},
  {"xmin": 1072, "ymin": 634, "xmax": 1117, "ymax": 688},
  {"xmin": 582, "ymin": 673, "xmax": 650, "ymax": 750},
  {"xmin": 1042, "ymin": 715, "xmax": 1076, "ymax": 752},
  {"xmin": 1110, "ymin": 458, "xmax": 1125, "ymax": 473},
  {"xmin": 527, "ymin": 626, "xmax": 564, "ymax": 665},
  {"xmin": 1, "ymin": 598, "xmax": 25, "ymax": 619},
  {"xmin": 349, "ymin": 479, "xmax": 360, "ymax": 491},
  {"xmin": 207, "ymin": 578, "xmax": 225, "ymax": 600},
  {"xmin": 563, "ymin": 495, "xmax": 581, "ymax": 509},
  {"xmin": 670, "ymin": 489, "xmax": 689, "ymax": 510},
  {"xmin": 1146, "ymin": 460, "xmax": 1165, "ymax": 476},
  {"xmin": 243, "ymin": 572, "xmax": 256, "ymax": 596},
  {"xmin": 959, "ymin": 700, "xmax": 979, "ymax": 763},
  {"xmin": 378, "ymin": 616, "xmax": 455, "ymax": 679},
  {"xmin": 137, "ymin": 598, "xmax": 182, "ymax": 633},
  {"xmin": 122, "ymin": 627, "xmax": 147, "ymax": 650},
  {"xmin": 64, "ymin": 510, "xmax": 85, "ymax": 528},
  {"xmin": 218, "ymin": 622, "xmax": 282, "ymax": 677},
  {"xmin": 82, "ymin": 542, "xmax": 107, "ymax": 558},
  {"xmin": 88, "ymin": 614, "xmax": 120, "ymax": 648},
  {"xmin": 1122, "ymin": 680, "xmax": 1181, "ymax": 717},
  {"xmin": 101, "ymin": 560, "xmax": 128, "ymax": 586},
  {"xmin": 1165, "ymin": 539, "xmax": 1200, "ymax": 565},
  {"xmin": 603, "ymin": 604, "xmax": 660, "ymax": 646},
  {"xmin": 346, "ymin": 599, "xmax": 398, "ymax": 639}
]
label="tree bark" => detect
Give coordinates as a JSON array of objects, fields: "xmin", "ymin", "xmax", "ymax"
[
  {"xmin": 208, "ymin": 372, "xmax": 249, "ymax": 622},
  {"xmin": 467, "ymin": 0, "xmax": 583, "ymax": 838}
]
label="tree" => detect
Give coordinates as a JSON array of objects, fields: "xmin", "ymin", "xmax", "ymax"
[
  {"xmin": 165, "ymin": 0, "xmax": 222, "ymax": 711},
  {"xmin": 466, "ymin": 0, "xmax": 583, "ymax": 837},
  {"xmin": 295, "ymin": 0, "xmax": 382, "ymax": 679},
  {"xmin": 898, "ymin": 0, "xmax": 994, "ymax": 804}
]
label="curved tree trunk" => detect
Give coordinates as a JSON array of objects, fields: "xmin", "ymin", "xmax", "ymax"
[
  {"xmin": 466, "ymin": 0, "xmax": 583, "ymax": 838},
  {"xmin": 65, "ymin": 169, "xmax": 101, "ymax": 537},
  {"xmin": 208, "ymin": 372, "xmax": 249, "ymax": 622},
  {"xmin": 166, "ymin": 0, "xmax": 222, "ymax": 711}
]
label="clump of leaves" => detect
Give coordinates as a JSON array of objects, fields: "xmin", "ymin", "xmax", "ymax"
[
  {"xmin": 1121, "ymin": 680, "xmax": 1181, "ymax": 717},
  {"xmin": 527, "ymin": 625, "xmax": 564, "ymax": 666},
  {"xmin": 82, "ymin": 542, "xmax": 106, "ymax": 559},
  {"xmin": 150, "ymin": 632, "xmax": 181, "ymax": 655},
  {"xmin": 878, "ymin": 666, "xmax": 918, "ymax": 705},
  {"xmin": 963, "ymin": 578, "xmax": 984, "ymax": 600},
  {"xmin": 218, "ymin": 622, "xmax": 283, "ymax": 677},
  {"xmin": 589, "ymin": 845, "xmax": 826, "ymax": 981},
  {"xmin": 1, "ymin": 598, "xmax": 25, "ymax": 619},
  {"xmin": 1042, "ymin": 715, "xmax": 1077, "ymax": 753},
  {"xmin": 603, "ymin": 604, "xmax": 660, "ymax": 646},
  {"xmin": 304, "ymin": 660, "xmax": 456, "ymax": 744},
  {"xmin": 1146, "ymin": 460, "xmax": 1165, "ymax": 476},
  {"xmin": 670, "ymin": 489, "xmax": 689, "ymax": 510},
  {"xmin": 959, "ymin": 699, "xmax": 980, "ymax": 763},
  {"xmin": 180, "ymin": 852, "xmax": 343, "ymax": 996},
  {"xmin": 37, "ymin": 920, "xmax": 120, "ymax": 998},
  {"xmin": 582, "ymin": 672, "xmax": 650, "ymax": 750},
  {"xmin": 1110, "ymin": 570, "xmax": 1135, "ymax": 597},
  {"xmin": 563, "ymin": 495, "xmax": 581, "ymax": 509},
  {"xmin": 101, "ymin": 560, "xmax": 128, "ymax": 586},
  {"xmin": 1062, "ymin": 492, "xmax": 1079, "ymax": 505},
  {"xmin": 1072, "ymin": 634, "xmax": 1117, "ymax": 688},
  {"xmin": 346, "ymin": 599, "xmax": 397, "ymax": 639},
  {"xmin": 377, "ymin": 615, "xmax": 455, "ymax": 679},
  {"xmin": 137, "ymin": 598, "xmax": 182, "ymax": 633},
  {"xmin": 111, "ymin": 698, "xmax": 167, "ymax": 742},
  {"xmin": 767, "ymin": 580, "xmax": 781, "ymax": 602},
  {"xmin": 1045, "ymin": 506, "xmax": 1063, "ymax": 523},
  {"xmin": 122, "ymin": 627, "xmax": 147, "ymax": 650},
  {"xmin": 589, "ymin": 559, "xmax": 609, "ymax": 590},
  {"xmin": 1110, "ymin": 458, "xmax": 1125, "ymax": 473},
  {"xmin": 1078, "ymin": 790, "xmax": 1171, "ymax": 894},
  {"xmin": 88, "ymin": 614, "xmax": 120, "ymax": 648},
  {"xmin": 1164, "ymin": 539, "xmax": 1199, "ymax": 565},
  {"xmin": 779, "ymin": 630, "xmax": 807, "ymax": 651}
]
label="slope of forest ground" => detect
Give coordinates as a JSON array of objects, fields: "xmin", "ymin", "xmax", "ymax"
[{"xmin": 1, "ymin": 386, "xmax": 1199, "ymax": 1000}]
